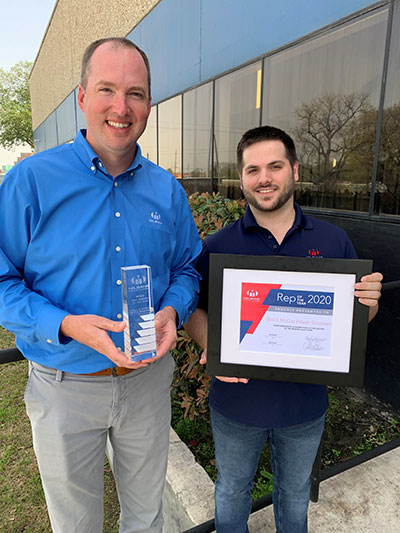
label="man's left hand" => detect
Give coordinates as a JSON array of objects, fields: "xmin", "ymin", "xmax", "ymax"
[
  {"xmin": 354, "ymin": 271, "xmax": 383, "ymax": 322},
  {"xmin": 153, "ymin": 306, "xmax": 177, "ymax": 358}
]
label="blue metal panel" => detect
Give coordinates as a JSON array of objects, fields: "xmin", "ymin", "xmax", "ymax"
[
  {"xmin": 127, "ymin": 0, "xmax": 201, "ymax": 103},
  {"xmin": 43, "ymin": 112, "xmax": 58, "ymax": 150},
  {"xmin": 127, "ymin": 0, "xmax": 377, "ymax": 103},
  {"xmin": 75, "ymin": 88, "xmax": 87, "ymax": 131},
  {"xmin": 56, "ymin": 92, "xmax": 76, "ymax": 144},
  {"xmin": 200, "ymin": 0, "xmax": 376, "ymax": 81},
  {"xmin": 33, "ymin": 123, "xmax": 46, "ymax": 153}
]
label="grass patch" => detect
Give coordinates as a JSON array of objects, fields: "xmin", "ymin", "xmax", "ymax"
[
  {"xmin": 0, "ymin": 358, "xmax": 51, "ymax": 532},
  {"xmin": 0, "ymin": 327, "xmax": 120, "ymax": 532}
]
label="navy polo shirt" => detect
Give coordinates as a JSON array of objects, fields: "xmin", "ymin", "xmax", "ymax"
[{"xmin": 197, "ymin": 203, "xmax": 357, "ymax": 428}]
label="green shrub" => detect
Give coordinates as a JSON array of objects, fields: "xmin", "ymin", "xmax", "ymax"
[
  {"xmin": 188, "ymin": 192, "xmax": 246, "ymax": 238},
  {"xmin": 171, "ymin": 330, "xmax": 210, "ymax": 421},
  {"xmin": 171, "ymin": 193, "xmax": 246, "ymax": 421}
]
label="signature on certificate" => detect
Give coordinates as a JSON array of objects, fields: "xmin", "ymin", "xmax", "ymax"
[{"xmin": 303, "ymin": 335, "xmax": 326, "ymax": 351}]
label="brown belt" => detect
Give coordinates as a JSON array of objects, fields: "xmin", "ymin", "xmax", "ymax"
[{"xmin": 81, "ymin": 367, "xmax": 135, "ymax": 377}]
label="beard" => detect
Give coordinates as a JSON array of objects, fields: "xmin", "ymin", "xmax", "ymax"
[{"xmin": 241, "ymin": 172, "xmax": 296, "ymax": 213}]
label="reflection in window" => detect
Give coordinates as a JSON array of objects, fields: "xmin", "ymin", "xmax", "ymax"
[
  {"xmin": 158, "ymin": 96, "xmax": 182, "ymax": 179},
  {"xmin": 183, "ymin": 83, "xmax": 213, "ymax": 195},
  {"xmin": 375, "ymin": 1, "xmax": 400, "ymax": 217},
  {"xmin": 262, "ymin": 8, "xmax": 388, "ymax": 213},
  {"xmin": 139, "ymin": 106, "xmax": 157, "ymax": 163},
  {"xmin": 214, "ymin": 62, "xmax": 262, "ymax": 198}
]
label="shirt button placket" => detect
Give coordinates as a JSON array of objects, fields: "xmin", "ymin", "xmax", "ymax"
[{"xmin": 111, "ymin": 179, "xmax": 124, "ymax": 346}]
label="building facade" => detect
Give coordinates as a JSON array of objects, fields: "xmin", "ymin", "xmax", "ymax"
[{"xmin": 30, "ymin": 0, "xmax": 400, "ymax": 408}]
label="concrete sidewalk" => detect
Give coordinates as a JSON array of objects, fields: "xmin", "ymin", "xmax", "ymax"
[
  {"xmin": 164, "ymin": 428, "xmax": 400, "ymax": 532},
  {"xmin": 248, "ymin": 445, "xmax": 400, "ymax": 532}
]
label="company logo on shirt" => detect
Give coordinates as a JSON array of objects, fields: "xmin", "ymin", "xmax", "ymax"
[
  {"xmin": 149, "ymin": 211, "xmax": 162, "ymax": 225},
  {"xmin": 307, "ymin": 248, "xmax": 323, "ymax": 258}
]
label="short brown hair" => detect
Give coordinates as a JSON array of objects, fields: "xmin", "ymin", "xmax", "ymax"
[
  {"xmin": 237, "ymin": 126, "xmax": 298, "ymax": 172},
  {"xmin": 80, "ymin": 37, "xmax": 151, "ymax": 97}
]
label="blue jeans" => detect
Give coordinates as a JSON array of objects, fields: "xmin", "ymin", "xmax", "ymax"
[{"xmin": 210, "ymin": 407, "xmax": 325, "ymax": 533}]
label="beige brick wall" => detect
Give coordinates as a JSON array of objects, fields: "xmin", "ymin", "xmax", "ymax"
[{"xmin": 30, "ymin": 0, "xmax": 160, "ymax": 130}]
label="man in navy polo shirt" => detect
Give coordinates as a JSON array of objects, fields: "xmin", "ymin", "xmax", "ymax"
[{"xmin": 185, "ymin": 125, "xmax": 382, "ymax": 533}]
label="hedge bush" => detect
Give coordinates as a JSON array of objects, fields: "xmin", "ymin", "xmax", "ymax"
[{"xmin": 171, "ymin": 192, "xmax": 246, "ymax": 420}]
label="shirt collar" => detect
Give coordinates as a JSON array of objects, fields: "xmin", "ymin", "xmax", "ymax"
[
  {"xmin": 242, "ymin": 202, "xmax": 314, "ymax": 232},
  {"xmin": 293, "ymin": 202, "xmax": 313, "ymax": 230},
  {"xmin": 73, "ymin": 129, "xmax": 143, "ymax": 176}
]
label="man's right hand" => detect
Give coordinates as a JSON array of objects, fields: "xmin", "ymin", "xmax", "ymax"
[
  {"xmin": 200, "ymin": 348, "xmax": 249, "ymax": 384},
  {"xmin": 60, "ymin": 314, "xmax": 149, "ymax": 369}
]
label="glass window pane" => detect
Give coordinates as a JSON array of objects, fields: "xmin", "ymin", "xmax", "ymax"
[
  {"xmin": 158, "ymin": 95, "xmax": 182, "ymax": 179},
  {"xmin": 139, "ymin": 106, "xmax": 157, "ymax": 163},
  {"xmin": 183, "ymin": 82, "xmax": 213, "ymax": 195},
  {"xmin": 375, "ymin": 1, "xmax": 400, "ymax": 218},
  {"xmin": 214, "ymin": 61, "xmax": 262, "ymax": 198},
  {"xmin": 262, "ymin": 8, "xmax": 388, "ymax": 213}
]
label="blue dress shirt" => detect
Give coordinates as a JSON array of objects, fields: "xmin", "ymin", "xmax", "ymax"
[
  {"xmin": 0, "ymin": 130, "xmax": 201, "ymax": 373},
  {"xmin": 196, "ymin": 204, "xmax": 357, "ymax": 428}
]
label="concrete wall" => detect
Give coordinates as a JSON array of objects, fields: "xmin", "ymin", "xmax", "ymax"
[
  {"xmin": 164, "ymin": 428, "xmax": 215, "ymax": 531},
  {"xmin": 29, "ymin": 0, "xmax": 160, "ymax": 130}
]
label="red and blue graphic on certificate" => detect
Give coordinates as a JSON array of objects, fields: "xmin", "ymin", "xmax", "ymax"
[{"xmin": 240, "ymin": 283, "xmax": 335, "ymax": 357}]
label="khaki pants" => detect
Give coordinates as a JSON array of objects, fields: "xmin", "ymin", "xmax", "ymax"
[{"xmin": 24, "ymin": 354, "xmax": 175, "ymax": 533}]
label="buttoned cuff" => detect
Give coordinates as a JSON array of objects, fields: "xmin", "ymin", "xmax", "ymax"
[{"xmin": 36, "ymin": 303, "xmax": 70, "ymax": 346}]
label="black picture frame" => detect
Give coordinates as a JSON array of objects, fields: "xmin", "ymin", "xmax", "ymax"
[{"xmin": 206, "ymin": 254, "xmax": 372, "ymax": 387}]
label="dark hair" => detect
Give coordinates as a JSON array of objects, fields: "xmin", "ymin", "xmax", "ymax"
[
  {"xmin": 80, "ymin": 37, "xmax": 151, "ymax": 97},
  {"xmin": 237, "ymin": 125, "xmax": 298, "ymax": 172}
]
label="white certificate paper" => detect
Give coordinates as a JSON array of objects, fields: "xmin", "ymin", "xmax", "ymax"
[
  {"xmin": 239, "ymin": 283, "xmax": 334, "ymax": 357},
  {"xmin": 221, "ymin": 269, "xmax": 355, "ymax": 373}
]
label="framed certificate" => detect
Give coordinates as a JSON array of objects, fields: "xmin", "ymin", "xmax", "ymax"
[{"xmin": 206, "ymin": 254, "xmax": 372, "ymax": 386}]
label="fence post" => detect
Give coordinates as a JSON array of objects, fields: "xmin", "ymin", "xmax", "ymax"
[{"xmin": 310, "ymin": 435, "xmax": 324, "ymax": 503}]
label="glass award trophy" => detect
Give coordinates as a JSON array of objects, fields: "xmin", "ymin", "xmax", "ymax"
[{"xmin": 121, "ymin": 265, "xmax": 157, "ymax": 362}]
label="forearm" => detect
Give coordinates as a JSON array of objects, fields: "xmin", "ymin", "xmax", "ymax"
[
  {"xmin": 0, "ymin": 178, "xmax": 69, "ymax": 343},
  {"xmin": 0, "ymin": 275, "xmax": 69, "ymax": 344},
  {"xmin": 161, "ymin": 267, "xmax": 201, "ymax": 327},
  {"xmin": 184, "ymin": 308, "xmax": 208, "ymax": 350},
  {"xmin": 161, "ymin": 187, "xmax": 202, "ymax": 327}
]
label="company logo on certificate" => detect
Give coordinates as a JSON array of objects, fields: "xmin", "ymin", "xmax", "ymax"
[{"xmin": 239, "ymin": 283, "xmax": 334, "ymax": 357}]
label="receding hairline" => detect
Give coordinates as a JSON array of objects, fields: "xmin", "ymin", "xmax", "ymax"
[{"xmin": 80, "ymin": 38, "xmax": 151, "ymax": 96}]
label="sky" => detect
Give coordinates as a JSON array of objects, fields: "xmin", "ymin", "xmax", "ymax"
[{"xmin": 0, "ymin": 0, "xmax": 57, "ymax": 167}]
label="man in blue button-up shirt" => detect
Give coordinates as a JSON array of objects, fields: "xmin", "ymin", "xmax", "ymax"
[{"xmin": 0, "ymin": 38, "xmax": 201, "ymax": 532}]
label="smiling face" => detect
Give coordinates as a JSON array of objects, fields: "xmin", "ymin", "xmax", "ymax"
[
  {"xmin": 77, "ymin": 42, "xmax": 151, "ymax": 171},
  {"xmin": 240, "ymin": 139, "xmax": 299, "ymax": 215}
]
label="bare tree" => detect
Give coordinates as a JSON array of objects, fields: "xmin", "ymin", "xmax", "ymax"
[{"xmin": 292, "ymin": 93, "xmax": 374, "ymax": 192}]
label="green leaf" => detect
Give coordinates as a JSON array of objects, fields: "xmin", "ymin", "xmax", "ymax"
[{"xmin": 0, "ymin": 60, "xmax": 34, "ymax": 149}]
